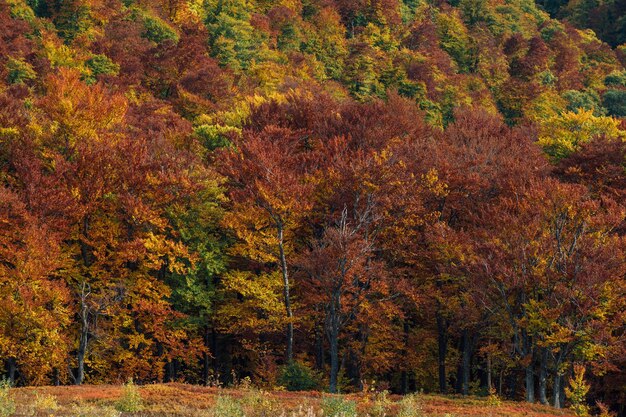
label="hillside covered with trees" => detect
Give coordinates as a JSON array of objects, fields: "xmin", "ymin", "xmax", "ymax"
[{"xmin": 0, "ymin": 0, "xmax": 625, "ymax": 415}]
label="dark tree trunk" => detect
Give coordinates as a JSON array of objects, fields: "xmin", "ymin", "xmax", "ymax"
[
  {"xmin": 436, "ymin": 308, "xmax": 448, "ymax": 394},
  {"xmin": 458, "ymin": 329, "xmax": 472, "ymax": 395},
  {"xmin": 211, "ymin": 327, "xmax": 218, "ymax": 376},
  {"xmin": 314, "ymin": 325, "xmax": 324, "ymax": 370},
  {"xmin": 525, "ymin": 365, "xmax": 535, "ymax": 403},
  {"xmin": 75, "ymin": 283, "xmax": 89, "ymax": 385},
  {"xmin": 327, "ymin": 284, "xmax": 341, "ymax": 394},
  {"xmin": 6, "ymin": 358, "xmax": 16, "ymax": 385},
  {"xmin": 277, "ymin": 224, "xmax": 294, "ymax": 363},
  {"xmin": 401, "ymin": 320, "xmax": 410, "ymax": 394},
  {"xmin": 328, "ymin": 324, "xmax": 339, "ymax": 393},
  {"xmin": 486, "ymin": 354, "xmax": 492, "ymax": 392},
  {"xmin": 553, "ymin": 373, "xmax": 563, "ymax": 408},
  {"xmin": 53, "ymin": 367, "xmax": 60, "ymax": 386},
  {"xmin": 164, "ymin": 361, "xmax": 173, "ymax": 383},
  {"xmin": 202, "ymin": 326, "xmax": 210, "ymax": 385},
  {"xmin": 539, "ymin": 347, "xmax": 548, "ymax": 405},
  {"xmin": 522, "ymin": 330, "xmax": 534, "ymax": 403}
]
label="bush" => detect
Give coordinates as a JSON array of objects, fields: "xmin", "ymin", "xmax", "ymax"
[
  {"xmin": 0, "ymin": 379, "xmax": 15, "ymax": 417},
  {"xmin": 603, "ymin": 90, "xmax": 626, "ymax": 117},
  {"xmin": 320, "ymin": 396, "xmax": 357, "ymax": 417},
  {"xmin": 34, "ymin": 392, "xmax": 59, "ymax": 411},
  {"xmin": 115, "ymin": 379, "xmax": 144, "ymax": 412},
  {"xmin": 213, "ymin": 395, "xmax": 245, "ymax": 417},
  {"xmin": 371, "ymin": 390, "xmax": 391, "ymax": 417},
  {"xmin": 278, "ymin": 362, "xmax": 320, "ymax": 391},
  {"xmin": 241, "ymin": 388, "xmax": 282, "ymax": 417},
  {"xmin": 396, "ymin": 394, "xmax": 423, "ymax": 417},
  {"xmin": 566, "ymin": 365, "xmax": 590, "ymax": 417}
]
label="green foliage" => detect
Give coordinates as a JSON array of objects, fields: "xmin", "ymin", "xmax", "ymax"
[
  {"xmin": 320, "ymin": 396, "xmax": 357, "ymax": 417},
  {"xmin": 84, "ymin": 54, "xmax": 120, "ymax": 84},
  {"xmin": 0, "ymin": 380, "xmax": 15, "ymax": 417},
  {"xmin": 562, "ymin": 90, "xmax": 605, "ymax": 115},
  {"xmin": 205, "ymin": 0, "xmax": 265, "ymax": 70},
  {"xmin": 53, "ymin": 1, "xmax": 92, "ymax": 43},
  {"xmin": 115, "ymin": 379, "xmax": 144, "ymax": 412},
  {"xmin": 6, "ymin": 57, "xmax": 36, "ymax": 84},
  {"xmin": 436, "ymin": 12, "xmax": 477, "ymax": 73},
  {"xmin": 213, "ymin": 395, "xmax": 245, "ymax": 417},
  {"xmin": 240, "ymin": 388, "xmax": 281, "ymax": 416},
  {"xmin": 603, "ymin": 90, "xmax": 626, "ymax": 117},
  {"xmin": 604, "ymin": 71, "xmax": 626, "ymax": 87},
  {"xmin": 194, "ymin": 124, "xmax": 239, "ymax": 151},
  {"xmin": 140, "ymin": 12, "xmax": 179, "ymax": 44},
  {"xmin": 396, "ymin": 394, "xmax": 423, "ymax": 417},
  {"xmin": 278, "ymin": 362, "xmax": 320, "ymax": 391}
]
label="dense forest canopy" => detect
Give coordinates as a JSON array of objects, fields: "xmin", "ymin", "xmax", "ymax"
[{"xmin": 0, "ymin": 0, "xmax": 625, "ymax": 415}]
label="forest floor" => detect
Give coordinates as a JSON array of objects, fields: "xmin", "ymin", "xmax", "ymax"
[{"xmin": 7, "ymin": 383, "xmax": 577, "ymax": 417}]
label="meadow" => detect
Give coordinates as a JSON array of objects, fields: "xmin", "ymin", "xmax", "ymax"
[{"xmin": 3, "ymin": 382, "xmax": 577, "ymax": 417}]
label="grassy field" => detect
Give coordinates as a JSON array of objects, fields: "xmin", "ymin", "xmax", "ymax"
[{"xmin": 2, "ymin": 383, "xmax": 578, "ymax": 417}]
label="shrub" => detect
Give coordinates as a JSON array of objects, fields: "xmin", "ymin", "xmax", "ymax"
[
  {"xmin": 320, "ymin": 396, "xmax": 357, "ymax": 417},
  {"xmin": 487, "ymin": 387, "xmax": 501, "ymax": 407},
  {"xmin": 115, "ymin": 378, "xmax": 144, "ymax": 412},
  {"xmin": 0, "ymin": 379, "xmax": 15, "ymax": 417},
  {"xmin": 397, "ymin": 394, "xmax": 423, "ymax": 417},
  {"xmin": 213, "ymin": 395, "xmax": 245, "ymax": 417},
  {"xmin": 566, "ymin": 365, "xmax": 590, "ymax": 417},
  {"xmin": 278, "ymin": 362, "xmax": 320, "ymax": 391},
  {"xmin": 34, "ymin": 392, "xmax": 59, "ymax": 411},
  {"xmin": 241, "ymin": 388, "xmax": 281, "ymax": 417},
  {"xmin": 371, "ymin": 390, "xmax": 391, "ymax": 417}
]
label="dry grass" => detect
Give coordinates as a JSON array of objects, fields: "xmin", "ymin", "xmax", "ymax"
[{"xmin": 6, "ymin": 383, "xmax": 576, "ymax": 417}]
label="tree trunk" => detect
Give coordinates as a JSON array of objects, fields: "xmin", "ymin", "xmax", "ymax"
[
  {"xmin": 277, "ymin": 224, "xmax": 294, "ymax": 363},
  {"xmin": 75, "ymin": 283, "xmax": 89, "ymax": 385},
  {"xmin": 436, "ymin": 308, "xmax": 448, "ymax": 394},
  {"xmin": 401, "ymin": 321, "xmax": 410, "ymax": 394},
  {"xmin": 328, "ymin": 324, "xmax": 339, "ymax": 393},
  {"xmin": 486, "ymin": 354, "xmax": 492, "ymax": 392},
  {"xmin": 525, "ymin": 365, "xmax": 535, "ymax": 403},
  {"xmin": 328, "ymin": 288, "xmax": 341, "ymax": 393},
  {"xmin": 459, "ymin": 329, "xmax": 472, "ymax": 395},
  {"xmin": 523, "ymin": 331, "xmax": 534, "ymax": 403},
  {"xmin": 314, "ymin": 324, "xmax": 324, "ymax": 370},
  {"xmin": 6, "ymin": 358, "xmax": 16, "ymax": 385},
  {"xmin": 203, "ymin": 326, "xmax": 210, "ymax": 385},
  {"xmin": 553, "ymin": 372, "xmax": 562, "ymax": 408},
  {"xmin": 538, "ymin": 347, "xmax": 548, "ymax": 405}
]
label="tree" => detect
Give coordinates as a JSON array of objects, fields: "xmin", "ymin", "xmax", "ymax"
[
  {"xmin": 475, "ymin": 178, "xmax": 625, "ymax": 406},
  {"xmin": 219, "ymin": 125, "xmax": 314, "ymax": 364}
]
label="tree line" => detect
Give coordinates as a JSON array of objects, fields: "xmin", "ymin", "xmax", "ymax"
[{"xmin": 0, "ymin": 0, "xmax": 625, "ymax": 414}]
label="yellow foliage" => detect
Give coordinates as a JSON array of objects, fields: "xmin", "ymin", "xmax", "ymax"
[{"xmin": 537, "ymin": 109, "xmax": 626, "ymax": 160}]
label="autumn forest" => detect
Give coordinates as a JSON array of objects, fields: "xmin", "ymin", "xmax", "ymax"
[{"xmin": 0, "ymin": 0, "xmax": 625, "ymax": 415}]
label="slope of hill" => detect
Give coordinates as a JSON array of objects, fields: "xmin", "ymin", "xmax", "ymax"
[
  {"xmin": 1, "ymin": 0, "xmax": 625, "ymax": 416},
  {"xmin": 8, "ymin": 383, "xmax": 579, "ymax": 417}
]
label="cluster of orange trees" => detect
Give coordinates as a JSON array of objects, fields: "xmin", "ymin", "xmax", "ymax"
[{"xmin": 0, "ymin": 0, "xmax": 625, "ymax": 414}]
